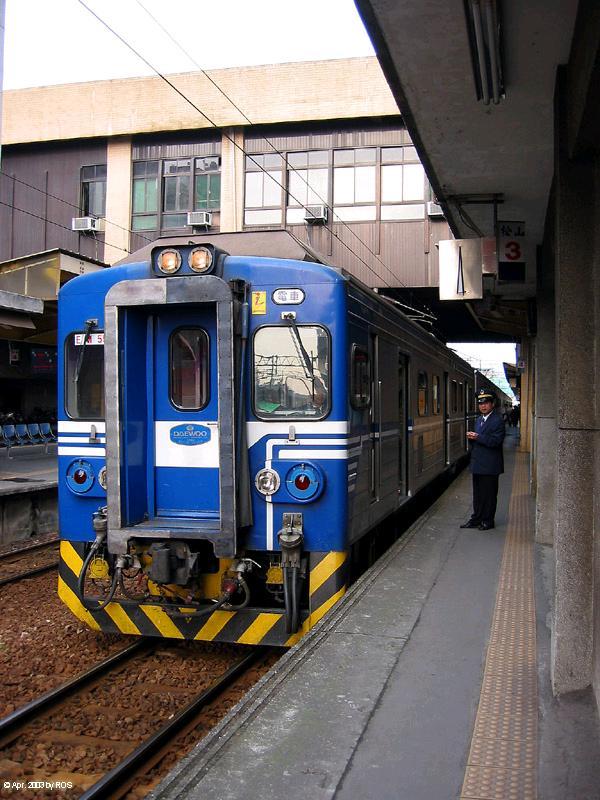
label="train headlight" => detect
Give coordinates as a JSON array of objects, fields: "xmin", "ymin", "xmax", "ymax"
[
  {"xmin": 66, "ymin": 459, "xmax": 95, "ymax": 493},
  {"xmin": 98, "ymin": 466, "xmax": 107, "ymax": 490},
  {"xmin": 285, "ymin": 463, "xmax": 322, "ymax": 500},
  {"xmin": 188, "ymin": 246, "xmax": 213, "ymax": 273},
  {"xmin": 157, "ymin": 248, "xmax": 182, "ymax": 274},
  {"xmin": 255, "ymin": 467, "xmax": 281, "ymax": 496}
]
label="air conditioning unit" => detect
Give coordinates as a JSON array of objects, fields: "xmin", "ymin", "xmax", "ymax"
[
  {"xmin": 187, "ymin": 211, "xmax": 213, "ymax": 227},
  {"xmin": 304, "ymin": 205, "xmax": 328, "ymax": 224},
  {"xmin": 427, "ymin": 201, "xmax": 445, "ymax": 218},
  {"xmin": 72, "ymin": 217, "xmax": 105, "ymax": 232}
]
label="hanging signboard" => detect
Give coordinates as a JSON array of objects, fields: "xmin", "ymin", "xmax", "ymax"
[
  {"xmin": 439, "ymin": 239, "xmax": 484, "ymax": 300},
  {"xmin": 497, "ymin": 220, "xmax": 526, "ymax": 282}
]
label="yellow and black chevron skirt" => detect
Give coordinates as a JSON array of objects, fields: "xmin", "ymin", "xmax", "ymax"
[{"xmin": 59, "ymin": 541, "xmax": 347, "ymax": 647}]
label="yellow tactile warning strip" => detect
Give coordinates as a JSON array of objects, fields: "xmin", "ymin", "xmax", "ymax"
[{"xmin": 461, "ymin": 451, "xmax": 538, "ymax": 800}]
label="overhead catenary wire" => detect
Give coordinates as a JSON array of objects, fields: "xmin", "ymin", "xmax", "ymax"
[
  {"xmin": 76, "ymin": 0, "xmax": 439, "ymax": 299},
  {"xmin": 0, "ymin": 199, "xmax": 131, "ymax": 255},
  {"xmin": 132, "ymin": 0, "xmax": 437, "ymax": 312},
  {"xmin": 0, "ymin": 170, "xmax": 156, "ymax": 249}
]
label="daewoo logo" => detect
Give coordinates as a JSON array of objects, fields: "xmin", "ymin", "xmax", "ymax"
[{"xmin": 170, "ymin": 424, "xmax": 211, "ymax": 446}]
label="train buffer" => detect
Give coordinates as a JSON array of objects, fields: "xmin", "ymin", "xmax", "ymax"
[{"xmin": 151, "ymin": 434, "xmax": 600, "ymax": 800}]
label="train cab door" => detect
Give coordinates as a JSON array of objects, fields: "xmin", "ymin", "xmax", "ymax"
[
  {"xmin": 369, "ymin": 334, "xmax": 380, "ymax": 502},
  {"xmin": 151, "ymin": 309, "xmax": 219, "ymax": 519},
  {"xmin": 105, "ymin": 277, "xmax": 237, "ymax": 559},
  {"xmin": 443, "ymin": 371, "xmax": 450, "ymax": 464}
]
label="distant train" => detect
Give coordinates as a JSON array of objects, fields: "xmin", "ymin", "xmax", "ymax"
[{"xmin": 58, "ymin": 236, "xmax": 499, "ymax": 646}]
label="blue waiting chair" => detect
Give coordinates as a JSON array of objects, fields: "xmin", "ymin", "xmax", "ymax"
[
  {"xmin": 27, "ymin": 423, "xmax": 45, "ymax": 444},
  {"xmin": 39, "ymin": 422, "xmax": 57, "ymax": 442},
  {"xmin": 15, "ymin": 424, "xmax": 32, "ymax": 445},
  {"xmin": 3, "ymin": 425, "xmax": 22, "ymax": 447}
]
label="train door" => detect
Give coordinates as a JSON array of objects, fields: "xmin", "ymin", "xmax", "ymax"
[
  {"xmin": 397, "ymin": 353, "xmax": 408, "ymax": 497},
  {"xmin": 369, "ymin": 333, "xmax": 380, "ymax": 502},
  {"xmin": 443, "ymin": 371, "xmax": 450, "ymax": 464},
  {"xmin": 152, "ymin": 309, "xmax": 219, "ymax": 518}
]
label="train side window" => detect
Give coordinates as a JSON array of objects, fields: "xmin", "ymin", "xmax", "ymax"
[
  {"xmin": 432, "ymin": 374, "xmax": 441, "ymax": 414},
  {"xmin": 351, "ymin": 345, "xmax": 370, "ymax": 409},
  {"xmin": 170, "ymin": 328, "xmax": 209, "ymax": 410},
  {"xmin": 253, "ymin": 325, "xmax": 330, "ymax": 419},
  {"xmin": 458, "ymin": 382, "xmax": 464, "ymax": 412},
  {"xmin": 64, "ymin": 332, "xmax": 105, "ymax": 420},
  {"xmin": 451, "ymin": 380, "xmax": 458, "ymax": 413},
  {"xmin": 417, "ymin": 370, "xmax": 428, "ymax": 416}
]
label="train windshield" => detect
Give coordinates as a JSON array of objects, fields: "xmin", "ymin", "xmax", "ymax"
[
  {"xmin": 64, "ymin": 333, "xmax": 105, "ymax": 420},
  {"xmin": 253, "ymin": 325, "xmax": 330, "ymax": 418}
]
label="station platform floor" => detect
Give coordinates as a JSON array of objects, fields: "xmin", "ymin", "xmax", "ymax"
[
  {"xmin": 152, "ymin": 431, "xmax": 600, "ymax": 800},
  {"xmin": 0, "ymin": 443, "xmax": 57, "ymax": 496}
]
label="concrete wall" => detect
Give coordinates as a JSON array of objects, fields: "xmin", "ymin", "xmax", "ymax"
[
  {"xmin": 545, "ymin": 2, "xmax": 600, "ymax": 701},
  {"xmin": 1, "ymin": 58, "xmax": 399, "ymax": 146}
]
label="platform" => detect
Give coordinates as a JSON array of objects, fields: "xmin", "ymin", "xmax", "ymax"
[
  {"xmin": 0, "ymin": 446, "xmax": 57, "ymax": 543},
  {"xmin": 151, "ymin": 432, "xmax": 600, "ymax": 800}
]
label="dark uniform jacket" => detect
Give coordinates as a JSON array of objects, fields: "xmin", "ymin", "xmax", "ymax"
[{"xmin": 469, "ymin": 409, "xmax": 505, "ymax": 475}]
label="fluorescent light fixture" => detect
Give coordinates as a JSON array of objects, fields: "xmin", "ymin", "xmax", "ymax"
[{"xmin": 465, "ymin": 0, "xmax": 504, "ymax": 105}]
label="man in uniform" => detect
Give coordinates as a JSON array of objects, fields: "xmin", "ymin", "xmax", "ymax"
[{"xmin": 460, "ymin": 389, "xmax": 505, "ymax": 531}]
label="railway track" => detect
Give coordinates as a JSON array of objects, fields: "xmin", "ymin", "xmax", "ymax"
[
  {"xmin": 0, "ymin": 538, "xmax": 59, "ymax": 586},
  {"xmin": 0, "ymin": 639, "xmax": 273, "ymax": 798}
]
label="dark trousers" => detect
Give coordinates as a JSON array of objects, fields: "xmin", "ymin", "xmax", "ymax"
[{"xmin": 471, "ymin": 473, "xmax": 499, "ymax": 525}]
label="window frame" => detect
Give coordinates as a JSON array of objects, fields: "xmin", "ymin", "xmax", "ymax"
[
  {"xmin": 169, "ymin": 326, "xmax": 210, "ymax": 412},
  {"xmin": 64, "ymin": 330, "xmax": 105, "ymax": 421},
  {"xmin": 417, "ymin": 370, "xmax": 429, "ymax": 417},
  {"xmin": 80, "ymin": 164, "xmax": 107, "ymax": 218},
  {"xmin": 350, "ymin": 344, "xmax": 371, "ymax": 410},
  {"xmin": 252, "ymin": 323, "xmax": 331, "ymax": 421},
  {"xmin": 432, "ymin": 374, "xmax": 441, "ymax": 415}
]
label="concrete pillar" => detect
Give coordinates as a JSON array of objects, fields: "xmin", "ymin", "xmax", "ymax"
[
  {"xmin": 104, "ymin": 136, "xmax": 133, "ymax": 264},
  {"xmin": 220, "ymin": 127, "xmax": 245, "ymax": 232},
  {"xmin": 534, "ymin": 241, "xmax": 557, "ymax": 546},
  {"xmin": 519, "ymin": 338, "xmax": 534, "ymax": 454},
  {"xmin": 551, "ymin": 68, "xmax": 596, "ymax": 695}
]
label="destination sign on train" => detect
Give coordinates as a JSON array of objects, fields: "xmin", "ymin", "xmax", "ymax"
[
  {"xmin": 272, "ymin": 288, "xmax": 305, "ymax": 304},
  {"xmin": 74, "ymin": 333, "xmax": 105, "ymax": 345}
]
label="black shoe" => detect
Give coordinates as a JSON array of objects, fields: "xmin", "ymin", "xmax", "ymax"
[
  {"xmin": 460, "ymin": 520, "xmax": 481, "ymax": 529},
  {"xmin": 479, "ymin": 522, "xmax": 495, "ymax": 530}
]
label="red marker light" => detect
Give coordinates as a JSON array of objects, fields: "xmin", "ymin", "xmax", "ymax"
[
  {"xmin": 294, "ymin": 473, "xmax": 310, "ymax": 491},
  {"xmin": 74, "ymin": 469, "xmax": 88, "ymax": 485}
]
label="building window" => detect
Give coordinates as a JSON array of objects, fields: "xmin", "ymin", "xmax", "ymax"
[
  {"xmin": 417, "ymin": 370, "xmax": 429, "ymax": 416},
  {"xmin": 81, "ymin": 165, "xmax": 106, "ymax": 218},
  {"xmin": 132, "ymin": 161, "xmax": 159, "ymax": 231},
  {"xmin": 244, "ymin": 154, "xmax": 284, "ymax": 226},
  {"xmin": 131, "ymin": 155, "xmax": 220, "ymax": 233},
  {"xmin": 380, "ymin": 146, "xmax": 425, "ymax": 221},
  {"xmin": 162, "ymin": 159, "xmax": 191, "ymax": 229},
  {"xmin": 286, "ymin": 150, "xmax": 329, "ymax": 224},
  {"xmin": 333, "ymin": 148, "xmax": 376, "ymax": 221},
  {"xmin": 194, "ymin": 156, "xmax": 221, "ymax": 210}
]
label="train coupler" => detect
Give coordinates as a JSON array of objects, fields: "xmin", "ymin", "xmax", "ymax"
[{"xmin": 278, "ymin": 513, "xmax": 304, "ymax": 634}]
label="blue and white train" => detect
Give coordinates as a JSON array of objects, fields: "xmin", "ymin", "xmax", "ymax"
[{"xmin": 57, "ymin": 236, "xmax": 475, "ymax": 646}]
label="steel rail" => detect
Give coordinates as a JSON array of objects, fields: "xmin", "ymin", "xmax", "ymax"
[
  {"xmin": 0, "ymin": 538, "xmax": 58, "ymax": 562},
  {"xmin": 0, "ymin": 561, "xmax": 59, "ymax": 586},
  {"xmin": 0, "ymin": 641, "xmax": 149, "ymax": 742},
  {"xmin": 79, "ymin": 647, "xmax": 270, "ymax": 800}
]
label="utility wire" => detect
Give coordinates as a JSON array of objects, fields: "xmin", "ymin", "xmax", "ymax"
[
  {"xmin": 77, "ymin": 0, "xmax": 404, "ymax": 291},
  {"xmin": 132, "ymin": 0, "xmax": 434, "ymax": 303},
  {"xmin": 0, "ymin": 199, "xmax": 130, "ymax": 255},
  {"xmin": 0, "ymin": 170, "xmax": 155, "ymax": 248}
]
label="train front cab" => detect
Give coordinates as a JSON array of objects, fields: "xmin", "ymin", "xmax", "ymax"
[{"xmin": 58, "ymin": 246, "xmax": 348, "ymax": 647}]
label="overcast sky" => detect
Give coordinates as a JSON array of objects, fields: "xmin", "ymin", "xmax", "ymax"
[{"xmin": 3, "ymin": 0, "xmax": 375, "ymax": 89}]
